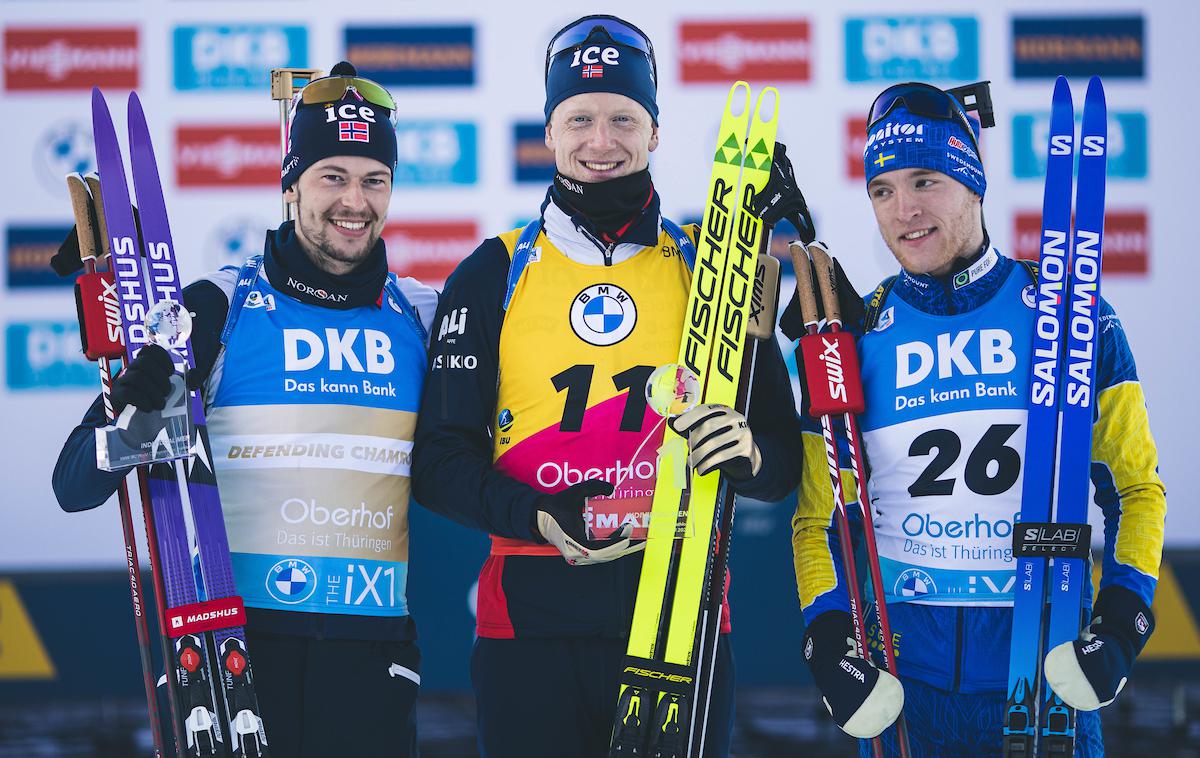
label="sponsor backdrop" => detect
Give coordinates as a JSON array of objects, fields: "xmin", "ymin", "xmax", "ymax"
[{"xmin": 1, "ymin": 0, "xmax": 1196, "ymax": 693}]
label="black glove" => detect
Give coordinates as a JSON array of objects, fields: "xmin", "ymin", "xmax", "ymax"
[
  {"xmin": 779, "ymin": 255, "xmax": 866, "ymax": 342},
  {"xmin": 110, "ymin": 344, "xmax": 199, "ymax": 415},
  {"xmin": 533, "ymin": 480, "xmax": 645, "ymax": 566},
  {"xmin": 1044, "ymin": 585, "xmax": 1155, "ymax": 710},
  {"xmin": 803, "ymin": 610, "xmax": 904, "ymax": 739},
  {"xmin": 51, "ymin": 205, "xmax": 141, "ymax": 278},
  {"xmin": 749, "ymin": 142, "xmax": 816, "ymax": 245}
]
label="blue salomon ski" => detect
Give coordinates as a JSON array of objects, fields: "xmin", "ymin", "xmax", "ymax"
[
  {"xmin": 1003, "ymin": 76, "xmax": 1074, "ymax": 758},
  {"xmin": 1003, "ymin": 75, "xmax": 1108, "ymax": 757},
  {"xmin": 1041, "ymin": 76, "xmax": 1108, "ymax": 756}
]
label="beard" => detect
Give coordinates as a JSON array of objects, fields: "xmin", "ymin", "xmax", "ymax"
[{"xmin": 294, "ymin": 190, "xmax": 383, "ymax": 270}]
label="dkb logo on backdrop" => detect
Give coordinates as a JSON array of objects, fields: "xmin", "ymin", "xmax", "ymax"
[
  {"xmin": 1012, "ymin": 111, "xmax": 1146, "ymax": 179},
  {"xmin": 844, "ymin": 16, "xmax": 978, "ymax": 81},
  {"xmin": 174, "ymin": 25, "xmax": 307, "ymax": 90}
]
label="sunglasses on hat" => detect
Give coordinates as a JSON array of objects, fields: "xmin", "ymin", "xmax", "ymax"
[
  {"xmin": 545, "ymin": 15, "xmax": 657, "ymax": 84},
  {"xmin": 293, "ymin": 74, "xmax": 399, "ymax": 126},
  {"xmin": 868, "ymin": 81, "xmax": 993, "ymax": 152}
]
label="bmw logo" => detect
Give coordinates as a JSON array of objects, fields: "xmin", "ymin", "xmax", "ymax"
[
  {"xmin": 266, "ymin": 558, "xmax": 318, "ymax": 605},
  {"xmin": 1021, "ymin": 284, "xmax": 1037, "ymax": 309},
  {"xmin": 570, "ymin": 283, "xmax": 636, "ymax": 346},
  {"xmin": 894, "ymin": 567, "xmax": 936, "ymax": 598}
]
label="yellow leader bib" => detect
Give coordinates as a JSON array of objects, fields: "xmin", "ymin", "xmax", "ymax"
[{"xmin": 491, "ymin": 224, "xmax": 694, "ymax": 555}]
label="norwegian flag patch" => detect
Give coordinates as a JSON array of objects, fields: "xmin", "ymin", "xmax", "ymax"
[
  {"xmin": 582, "ymin": 65, "xmax": 603, "ymax": 79},
  {"xmin": 339, "ymin": 121, "xmax": 370, "ymax": 142}
]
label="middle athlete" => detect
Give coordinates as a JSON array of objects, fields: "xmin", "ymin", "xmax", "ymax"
[{"xmin": 412, "ymin": 15, "xmax": 802, "ymax": 758}]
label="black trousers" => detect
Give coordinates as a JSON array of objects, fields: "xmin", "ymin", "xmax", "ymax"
[
  {"xmin": 472, "ymin": 635, "xmax": 736, "ymax": 758},
  {"xmin": 158, "ymin": 631, "xmax": 421, "ymax": 758}
]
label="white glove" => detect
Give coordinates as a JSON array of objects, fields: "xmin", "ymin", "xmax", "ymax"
[
  {"xmin": 534, "ymin": 480, "xmax": 646, "ymax": 566},
  {"xmin": 669, "ymin": 404, "xmax": 761, "ymax": 479}
]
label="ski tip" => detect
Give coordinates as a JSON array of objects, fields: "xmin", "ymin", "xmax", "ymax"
[
  {"xmin": 1085, "ymin": 75, "xmax": 1106, "ymax": 106},
  {"xmin": 128, "ymin": 90, "xmax": 145, "ymax": 122},
  {"xmin": 725, "ymin": 81, "xmax": 752, "ymax": 115},
  {"xmin": 753, "ymin": 86, "xmax": 780, "ymax": 124}
]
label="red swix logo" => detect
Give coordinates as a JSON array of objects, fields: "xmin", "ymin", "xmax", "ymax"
[
  {"xmin": 166, "ymin": 596, "xmax": 246, "ymax": 638},
  {"xmin": 800, "ymin": 331, "xmax": 865, "ymax": 416},
  {"xmin": 176, "ymin": 125, "xmax": 279, "ymax": 187},
  {"xmin": 820, "ymin": 336, "xmax": 848, "ymax": 402},
  {"xmin": 679, "ymin": 21, "xmax": 811, "ymax": 82},
  {"xmin": 4, "ymin": 28, "xmax": 139, "ymax": 90}
]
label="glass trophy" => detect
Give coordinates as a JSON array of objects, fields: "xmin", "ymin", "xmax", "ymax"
[
  {"xmin": 96, "ymin": 300, "xmax": 197, "ymax": 471},
  {"xmin": 585, "ymin": 363, "xmax": 700, "ymax": 541}
]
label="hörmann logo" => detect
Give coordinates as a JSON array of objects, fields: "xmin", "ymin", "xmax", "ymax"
[
  {"xmin": 714, "ymin": 185, "xmax": 758, "ymax": 382},
  {"xmin": 176, "ymin": 125, "xmax": 279, "ymax": 187},
  {"xmin": 684, "ymin": 177, "xmax": 733, "ymax": 378},
  {"xmin": 4, "ymin": 27, "xmax": 139, "ymax": 90},
  {"xmin": 678, "ymin": 21, "xmax": 811, "ymax": 83}
]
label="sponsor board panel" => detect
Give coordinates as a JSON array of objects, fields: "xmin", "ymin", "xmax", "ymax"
[
  {"xmin": 3, "ymin": 27, "xmax": 138, "ymax": 91},
  {"xmin": 6, "ymin": 225, "xmax": 74, "ymax": 289},
  {"xmin": 382, "ymin": 219, "xmax": 479, "ymax": 286},
  {"xmin": 176, "ymin": 125, "xmax": 279, "ymax": 187},
  {"xmin": 678, "ymin": 20, "xmax": 811, "ymax": 83},
  {"xmin": 845, "ymin": 16, "xmax": 978, "ymax": 82},
  {"xmin": 1012, "ymin": 16, "xmax": 1145, "ymax": 79},
  {"xmin": 344, "ymin": 25, "xmax": 474, "ymax": 87},
  {"xmin": 1012, "ymin": 209, "xmax": 1148, "ymax": 275},
  {"xmin": 394, "ymin": 121, "xmax": 477, "ymax": 186},
  {"xmin": 174, "ymin": 25, "xmax": 307, "ymax": 90},
  {"xmin": 513, "ymin": 122, "xmax": 554, "ymax": 184},
  {"xmin": 6, "ymin": 320, "xmax": 94, "ymax": 390},
  {"xmin": 1012, "ymin": 111, "xmax": 1146, "ymax": 179}
]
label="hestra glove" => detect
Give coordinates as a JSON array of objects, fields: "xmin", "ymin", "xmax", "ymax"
[
  {"xmin": 803, "ymin": 610, "xmax": 904, "ymax": 739},
  {"xmin": 1044, "ymin": 585, "xmax": 1155, "ymax": 710}
]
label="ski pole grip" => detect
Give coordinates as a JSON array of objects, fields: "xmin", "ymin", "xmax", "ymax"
[
  {"xmin": 790, "ymin": 242, "xmax": 819, "ymax": 327},
  {"xmin": 66, "ymin": 173, "xmax": 98, "ymax": 263},
  {"xmin": 83, "ymin": 173, "xmax": 112, "ymax": 259},
  {"xmin": 809, "ymin": 242, "xmax": 841, "ymax": 327}
]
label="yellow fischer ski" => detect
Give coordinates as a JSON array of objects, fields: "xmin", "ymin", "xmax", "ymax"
[{"xmin": 611, "ymin": 82, "xmax": 779, "ymax": 758}]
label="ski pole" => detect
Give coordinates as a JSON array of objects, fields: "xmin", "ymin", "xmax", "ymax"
[
  {"xmin": 692, "ymin": 251, "xmax": 781, "ymax": 757},
  {"xmin": 809, "ymin": 243, "xmax": 912, "ymax": 758},
  {"xmin": 790, "ymin": 240, "xmax": 884, "ymax": 758},
  {"xmin": 67, "ymin": 172, "xmax": 172, "ymax": 758},
  {"xmin": 270, "ymin": 67, "xmax": 324, "ymax": 222}
]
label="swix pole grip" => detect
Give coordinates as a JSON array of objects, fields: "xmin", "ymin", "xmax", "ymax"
[
  {"xmin": 800, "ymin": 331, "xmax": 865, "ymax": 416},
  {"xmin": 75, "ymin": 270, "xmax": 126, "ymax": 360}
]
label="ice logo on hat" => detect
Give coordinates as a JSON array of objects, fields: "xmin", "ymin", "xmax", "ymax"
[
  {"xmin": 570, "ymin": 283, "xmax": 637, "ymax": 346},
  {"xmin": 266, "ymin": 558, "xmax": 317, "ymax": 604},
  {"xmin": 570, "ymin": 45, "xmax": 619, "ymax": 79}
]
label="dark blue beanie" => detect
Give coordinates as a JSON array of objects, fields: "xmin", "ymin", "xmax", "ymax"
[
  {"xmin": 281, "ymin": 65, "xmax": 397, "ymax": 191},
  {"xmin": 545, "ymin": 36, "xmax": 658, "ymax": 124},
  {"xmin": 863, "ymin": 105, "xmax": 986, "ymax": 198}
]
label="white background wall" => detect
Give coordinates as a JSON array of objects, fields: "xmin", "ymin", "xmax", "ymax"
[{"xmin": 1, "ymin": 0, "xmax": 1193, "ymax": 569}]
